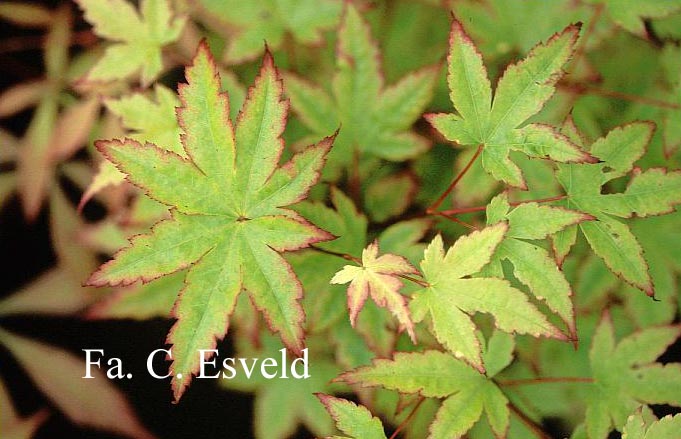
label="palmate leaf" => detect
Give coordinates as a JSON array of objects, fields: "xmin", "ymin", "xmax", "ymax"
[
  {"xmin": 0, "ymin": 328, "xmax": 155, "ymax": 439},
  {"xmin": 219, "ymin": 333, "xmax": 344, "ymax": 439},
  {"xmin": 586, "ymin": 0, "xmax": 681, "ymax": 37},
  {"xmin": 86, "ymin": 42, "xmax": 335, "ymax": 401},
  {"xmin": 584, "ymin": 313, "xmax": 681, "ymax": 438},
  {"xmin": 76, "ymin": 0, "xmax": 185, "ymax": 85},
  {"xmin": 339, "ymin": 331, "xmax": 516, "ymax": 439},
  {"xmin": 622, "ymin": 409, "xmax": 681, "ymax": 439},
  {"xmin": 286, "ymin": 3, "xmax": 438, "ymax": 178},
  {"xmin": 554, "ymin": 120, "xmax": 681, "ymax": 296},
  {"xmin": 316, "ymin": 394, "xmax": 387, "ymax": 439},
  {"xmin": 484, "ymin": 193, "xmax": 591, "ymax": 337},
  {"xmin": 331, "ymin": 241, "xmax": 418, "ymax": 342},
  {"xmin": 0, "ymin": 376, "xmax": 48, "ymax": 439},
  {"xmin": 198, "ymin": 0, "xmax": 341, "ymax": 64},
  {"xmin": 426, "ymin": 19, "xmax": 595, "ymax": 189},
  {"xmin": 410, "ymin": 224, "xmax": 565, "ymax": 372}
]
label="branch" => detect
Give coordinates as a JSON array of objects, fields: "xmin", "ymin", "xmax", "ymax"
[
  {"xmin": 389, "ymin": 397, "xmax": 425, "ymax": 439},
  {"xmin": 438, "ymin": 195, "xmax": 567, "ymax": 216},
  {"xmin": 560, "ymin": 81, "xmax": 681, "ymax": 111},
  {"xmin": 497, "ymin": 376, "xmax": 593, "ymax": 387},
  {"xmin": 426, "ymin": 144, "xmax": 483, "ymax": 214},
  {"xmin": 310, "ymin": 245, "xmax": 361, "ymax": 264}
]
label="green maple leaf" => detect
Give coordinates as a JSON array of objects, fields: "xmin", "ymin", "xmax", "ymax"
[
  {"xmin": 316, "ymin": 394, "xmax": 388, "ymax": 439},
  {"xmin": 86, "ymin": 42, "xmax": 335, "ymax": 401},
  {"xmin": 584, "ymin": 312, "xmax": 681, "ymax": 438},
  {"xmin": 331, "ymin": 241, "xmax": 418, "ymax": 342},
  {"xmin": 410, "ymin": 224, "xmax": 565, "ymax": 372},
  {"xmin": 82, "ymin": 72, "xmax": 246, "ymax": 208},
  {"xmin": 220, "ymin": 333, "xmax": 344, "ymax": 439},
  {"xmin": 76, "ymin": 0, "xmax": 185, "ymax": 85},
  {"xmin": 426, "ymin": 19, "xmax": 595, "ymax": 189},
  {"xmin": 586, "ymin": 0, "xmax": 681, "ymax": 36},
  {"xmin": 554, "ymin": 120, "xmax": 681, "ymax": 296},
  {"xmin": 484, "ymin": 193, "xmax": 591, "ymax": 337},
  {"xmin": 623, "ymin": 409, "xmax": 681, "ymax": 439},
  {"xmin": 452, "ymin": 0, "xmax": 589, "ymax": 57},
  {"xmin": 339, "ymin": 331, "xmax": 516, "ymax": 439},
  {"xmin": 286, "ymin": 3, "xmax": 438, "ymax": 178},
  {"xmin": 198, "ymin": 0, "xmax": 341, "ymax": 64}
]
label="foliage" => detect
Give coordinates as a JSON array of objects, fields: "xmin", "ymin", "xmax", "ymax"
[{"xmin": 1, "ymin": 0, "xmax": 681, "ymax": 438}]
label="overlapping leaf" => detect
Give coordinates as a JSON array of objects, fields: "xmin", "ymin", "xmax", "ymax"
[
  {"xmin": 622, "ymin": 409, "xmax": 681, "ymax": 439},
  {"xmin": 410, "ymin": 224, "xmax": 565, "ymax": 372},
  {"xmin": 198, "ymin": 0, "xmax": 341, "ymax": 64},
  {"xmin": 554, "ymin": 120, "xmax": 681, "ymax": 296},
  {"xmin": 286, "ymin": 3, "xmax": 438, "ymax": 178},
  {"xmin": 426, "ymin": 19, "xmax": 594, "ymax": 188},
  {"xmin": 317, "ymin": 394, "xmax": 387, "ymax": 439},
  {"xmin": 584, "ymin": 313, "xmax": 681, "ymax": 438},
  {"xmin": 220, "ymin": 333, "xmax": 344, "ymax": 439},
  {"xmin": 586, "ymin": 0, "xmax": 681, "ymax": 36},
  {"xmin": 331, "ymin": 241, "xmax": 418, "ymax": 342},
  {"xmin": 86, "ymin": 42, "xmax": 335, "ymax": 401},
  {"xmin": 339, "ymin": 331, "xmax": 516, "ymax": 439},
  {"xmin": 484, "ymin": 193, "xmax": 590, "ymax": 337},
  {"xmin": 0, "ymin": 328, "xmax": 155, "ymax": 439},
  {"xmin": 76, "ymin": 0, "xmax": 185, "ymax": 85}
]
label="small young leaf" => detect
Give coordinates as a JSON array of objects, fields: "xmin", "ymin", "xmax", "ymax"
[{"xmin": 331, "ymin": 240, "xmax": 418, "ymax": 342}]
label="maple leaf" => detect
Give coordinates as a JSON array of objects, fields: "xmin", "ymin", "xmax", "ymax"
[
  {"xmin": 426, "ymin": 19, "xmax": 595, "ymax": 189},
  {"xmin": 452, "ymin": 0, "xmax": 590, "ymax": 58},
  {"xmin": 622, "ymin": 409, "xmax": 681, "ymax": 439},
  {"xmin": 410, "ymin": 224, "xmax": 565, "ymax": 372},
  {"xmin": 220, "ymin": 333, "xmax": 345, "ymax": 439},
  {"xmin": 584, "ymin": 312, "xmax": 681, "ymax": 438},
  {"xmin": 339, "ymin": 331, "xmax": 516, "ymax": 439},
  {"xmin": 316, "ymin": 394, "xmax": 388, "ymax": 439},
  {"xmin": 198, "ymin": 0, "xmax": 341, "ymax": 64},
  {"xmin": 0, "ymin": 328, "xmax": 155, "ymax": 439},
  {"xmin": 554, "ymin": 120, "xmax": 681, "ymax": 296},
  {"xmin": 286, "ymin": 3, "xmax": 438, "ymax": 178},
  {"xmin": 330, "ymin": 240, "xmax": 418, "ymax": 343},
  {"xmin": 587, "ymin": 0, "xmax": 681, "ymax": 36},
  {"xmin": 76, "ymin": 0, "xmax": 185, "ymax": 85},
  {"xmin": 484, "ymin": 193, "xmax": 591, "ymax": 337},
  {"xmin": 0, "ymin": 376, "xmax": 48, "ymax": 439},
  {"xmin": 292, "ymin": 188, "xmax": 429, "ymax": 359},
  {"xmin": 86, "ymin": 42, "xmax": 335, "ymax": 401}
]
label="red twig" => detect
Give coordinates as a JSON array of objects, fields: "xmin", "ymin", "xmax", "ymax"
[
  {"xmin": 438, "ymin": 194, "xmax": 567, "ymax": 216},
  {"xmin": 508, "ymin": 401, "xmax": 552, "ymax": 439},
  {"xmin": 389, "ymin": 397, "xmax": 425, "ymax": 439},
  {"xmin": 497, "ymin": 376, "xmax": 593, "ymax": 387},
  {"xmin": 427, "ymin": 144, "xmax": 483, "ymax": 214},
  {"xmin": 560, "ymin": 81, "xmax": 681, "ymax": 111}
]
